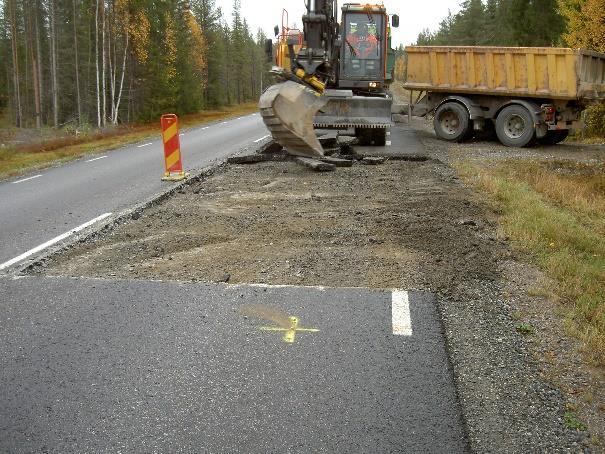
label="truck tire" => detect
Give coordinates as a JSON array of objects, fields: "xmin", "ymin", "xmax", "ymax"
[
  {"xmin": 495, "ymin": 105, "xmax": 536, "ymax": 147},
  {"xmin": 538, "ymin": 130, "xmax": 569, "ymax": 145},
  {"xmin": 433, "ymin": 102, "xmax": 471, "ymax": 142}
]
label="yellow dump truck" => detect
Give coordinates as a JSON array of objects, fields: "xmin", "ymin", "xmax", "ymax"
[{"xmin": 403, "ymin": 46, "xmax": 605, "ymax": 146}]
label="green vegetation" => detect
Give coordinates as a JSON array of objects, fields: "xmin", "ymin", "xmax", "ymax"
[
  {"xmin": 515, "ymin": 323, "xmax": 535, "ymax": 335},
  {"xmin": 415, "ymin": 0, "xmax": 564, "ymax": 47},
  {"xmin": 564, "ymin": 411, "xmax": 588, "ymax": 431},
  {"xmin": 455, "ymin": 159, "xmax": 605, "ymax": 366}
]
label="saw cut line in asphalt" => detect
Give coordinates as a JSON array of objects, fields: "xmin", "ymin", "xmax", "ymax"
[{"xmin": 0, "ymin": 276, "xmax": 468, "ymax": 453}]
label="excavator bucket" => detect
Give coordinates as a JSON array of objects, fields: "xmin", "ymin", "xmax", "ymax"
[{"xmin": 259, "ymin": 81, "xmax": 328, "ymax": 158}]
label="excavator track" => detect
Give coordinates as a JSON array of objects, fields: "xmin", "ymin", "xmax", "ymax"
[{"xmin": 259, "ymin": 81, "xmax": 328, "ymax": 158}]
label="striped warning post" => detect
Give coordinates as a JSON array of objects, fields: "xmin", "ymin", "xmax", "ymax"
[{"xmin": 160, "ymin": 114, "xmax": 188, "ymax": 181}]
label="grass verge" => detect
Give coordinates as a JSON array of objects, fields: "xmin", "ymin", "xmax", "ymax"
[
  {"xmin": 0, "ymin": 103, "xmax": 258, "ymax": 180},
  {"xmin": 455, "ymin": 159, "xmax": 605, "ymax": 366}
]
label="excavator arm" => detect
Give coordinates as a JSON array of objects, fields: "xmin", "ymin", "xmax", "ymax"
[{"xmin": 259, "ymin": 0, "xmax": 338, "ymax": 157}]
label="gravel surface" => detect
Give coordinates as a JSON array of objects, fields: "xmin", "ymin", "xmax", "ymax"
[{"xmin": 38, "ymin": 125, "xmax": 596, "ymax": 452}]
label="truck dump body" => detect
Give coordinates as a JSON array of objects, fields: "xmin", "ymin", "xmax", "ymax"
[{"xmin": 404, "ymin": 46, "xmax": 605, "ymax": 101}]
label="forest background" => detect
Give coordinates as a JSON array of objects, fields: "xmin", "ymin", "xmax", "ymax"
[
  {"xmin": 0, "ymin": 0, "xmax": 266, "ymax": 132},
  {"xmin": 1, "ymin": 0, "xmax": 604, "ymax": 137}
]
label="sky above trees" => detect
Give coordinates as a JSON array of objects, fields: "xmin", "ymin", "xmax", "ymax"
[{"xmin": 215, "ymin": 0, "xmax": 462, "ymax": 46}]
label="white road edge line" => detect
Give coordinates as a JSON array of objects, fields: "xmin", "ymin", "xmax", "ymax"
[
  {"xmin": 137, "ymin": 142, "xmax": 153, "ymax": 148},
  {"xmin": 386, "ymin": 140, "xmax": 392, "ymax": 146},
  {"xmin": 86, "ymin": 156, "xmax": 107, "ymax": 162},
  {"xmin": 392, "ymin": 290, "xmax": 412, "ymax": 336},
  {"xmin": 254, "ymin": 135, "xmax": 270, "ymax": 143},
  {"xmin": 0, "ymin": 213, "xmax": 112, "ymax": 271},
  {"xmin": 202, "ymin": 126, "xmax": 209, "ymax": 130},
  {"xmin": 12, "ymin": 174, "xmax": 42, "ymax": 184}
]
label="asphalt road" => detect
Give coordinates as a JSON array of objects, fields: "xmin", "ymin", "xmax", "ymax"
[
  {"xmin": 0, "ymin": 113, "xmax": 268, "ymax": 269},
  {"xmin": 0, "ymin": 276, "xmax": 468, "ymax": 453}
]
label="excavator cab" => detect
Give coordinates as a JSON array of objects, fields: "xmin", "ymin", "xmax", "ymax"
[{"xmin": 341, "ymin": 10, "xmax": 386, "ymax": 87}]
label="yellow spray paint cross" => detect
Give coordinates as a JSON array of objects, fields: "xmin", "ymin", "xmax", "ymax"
[{"xmin": 260, "ymin": 316, "xmax": 319, "ymax": 344}]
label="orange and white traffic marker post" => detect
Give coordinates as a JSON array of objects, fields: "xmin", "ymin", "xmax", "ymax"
[{"xmin": 160, "ymin": 114, "xmax": 188, "ymax": 181}]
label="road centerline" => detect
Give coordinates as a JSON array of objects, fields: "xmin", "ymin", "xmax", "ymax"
[
  {"xmin": 12, "ymin": 175, "xmax": 42, "ymax": 184},
  {"xmin": 0, "ymin": 213, "xmax": 112, "ymax": 271},
  {"xmin": 86, "ymin": 156, "xmax": 108, "ymax": 162}
]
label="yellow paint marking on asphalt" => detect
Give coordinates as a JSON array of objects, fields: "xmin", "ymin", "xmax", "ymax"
[{"xmin": 260, "ymin": 316, "xmax": 319, "ymax": 344}]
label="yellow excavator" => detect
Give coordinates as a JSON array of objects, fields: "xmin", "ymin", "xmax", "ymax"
[{"xmin": 259, "ymin": 2, "xmax": 399, "ymax": 158}]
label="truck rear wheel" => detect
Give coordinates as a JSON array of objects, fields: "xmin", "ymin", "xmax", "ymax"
[
  {"xmin": 433, "ymin": 102, "xmax": 471, "ymax": 142},
  {"xmin": 496, "ymin": 105, "xmax": 535, "ymax": 147},
  {"xmin": 538, "ymin": 130, "xmax": 569, "ymax": 145}
]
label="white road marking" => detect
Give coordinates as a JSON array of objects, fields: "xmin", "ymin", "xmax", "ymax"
[
  {"xmin": 86, "ymin": 156, "xmax": 107, "ymax": 162},
  {"xmin": 202, "ymin": 126, "xmax": 209, "ymax": 130},
  {"xmin": 392, "ymin": 290, "xmax": 412, "ymax": 336},
  {"xmin": 137, "ymin": 142, "xmax": 153, "ymax": 148},
  {"xmin": 386, "ymin": 140, "xmax": 392, "ymax": 146},
  {"xmin": 387, "ymin": 131, "xmax": 391, "ymax": 136},
  {"xmin": 221, "ymin": 121, "xmax": 229, "ymax": 124},
  {"xmin": 0, "ymin": 213, "xmax": 113, "ymax": 271},
  {"xmin": 179, "ymin": 133, "xmax": 185, "ymax": 136},
  {"xmin": 12, "ymin": 174, "xmax": 42, "ymax": 184},
  {"xmin": 254, "ymin": 135, "xmax": 270, "ymax": 143},
  {"xmin": 236, "ymin": 117, "xmax": 244, "ymax": 120}
]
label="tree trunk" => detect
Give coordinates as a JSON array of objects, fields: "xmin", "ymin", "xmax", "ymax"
[
  {"xmin": 113, "ymin": 33, "xmax": 128, "ymax": 124},
  {"xmin": 49, "ymin": 0, "xmax": 59, "ymax": 127},
  {"xmin": 108, "ymin": 2, "xmax": 115, "ymax": 125},
  {"xmin": 95, "ymin": 0, "xmax": 101, "ymax": 127},
  {"xmin": 101, "ymin": 0, "xmax": 106, "ymax": 127},
  {"xmin": 73, "ymin": 0, "xmax": 82, "ymax": 125},
  {"xmin": 8, "ymin": 0, "xmax": 22, "ymax": 127},
  {"xmin": 26, "ymin": 2, "xmax": 41, "ymax": 128},
  {"xmin": 35, "ymin": 10, "xmax": 44, "ymax": 124}
]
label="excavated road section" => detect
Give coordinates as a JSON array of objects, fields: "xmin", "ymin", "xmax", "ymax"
[{"xmin": 39, "ymin": 139, "xmax": 581, "ymax": 452}]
